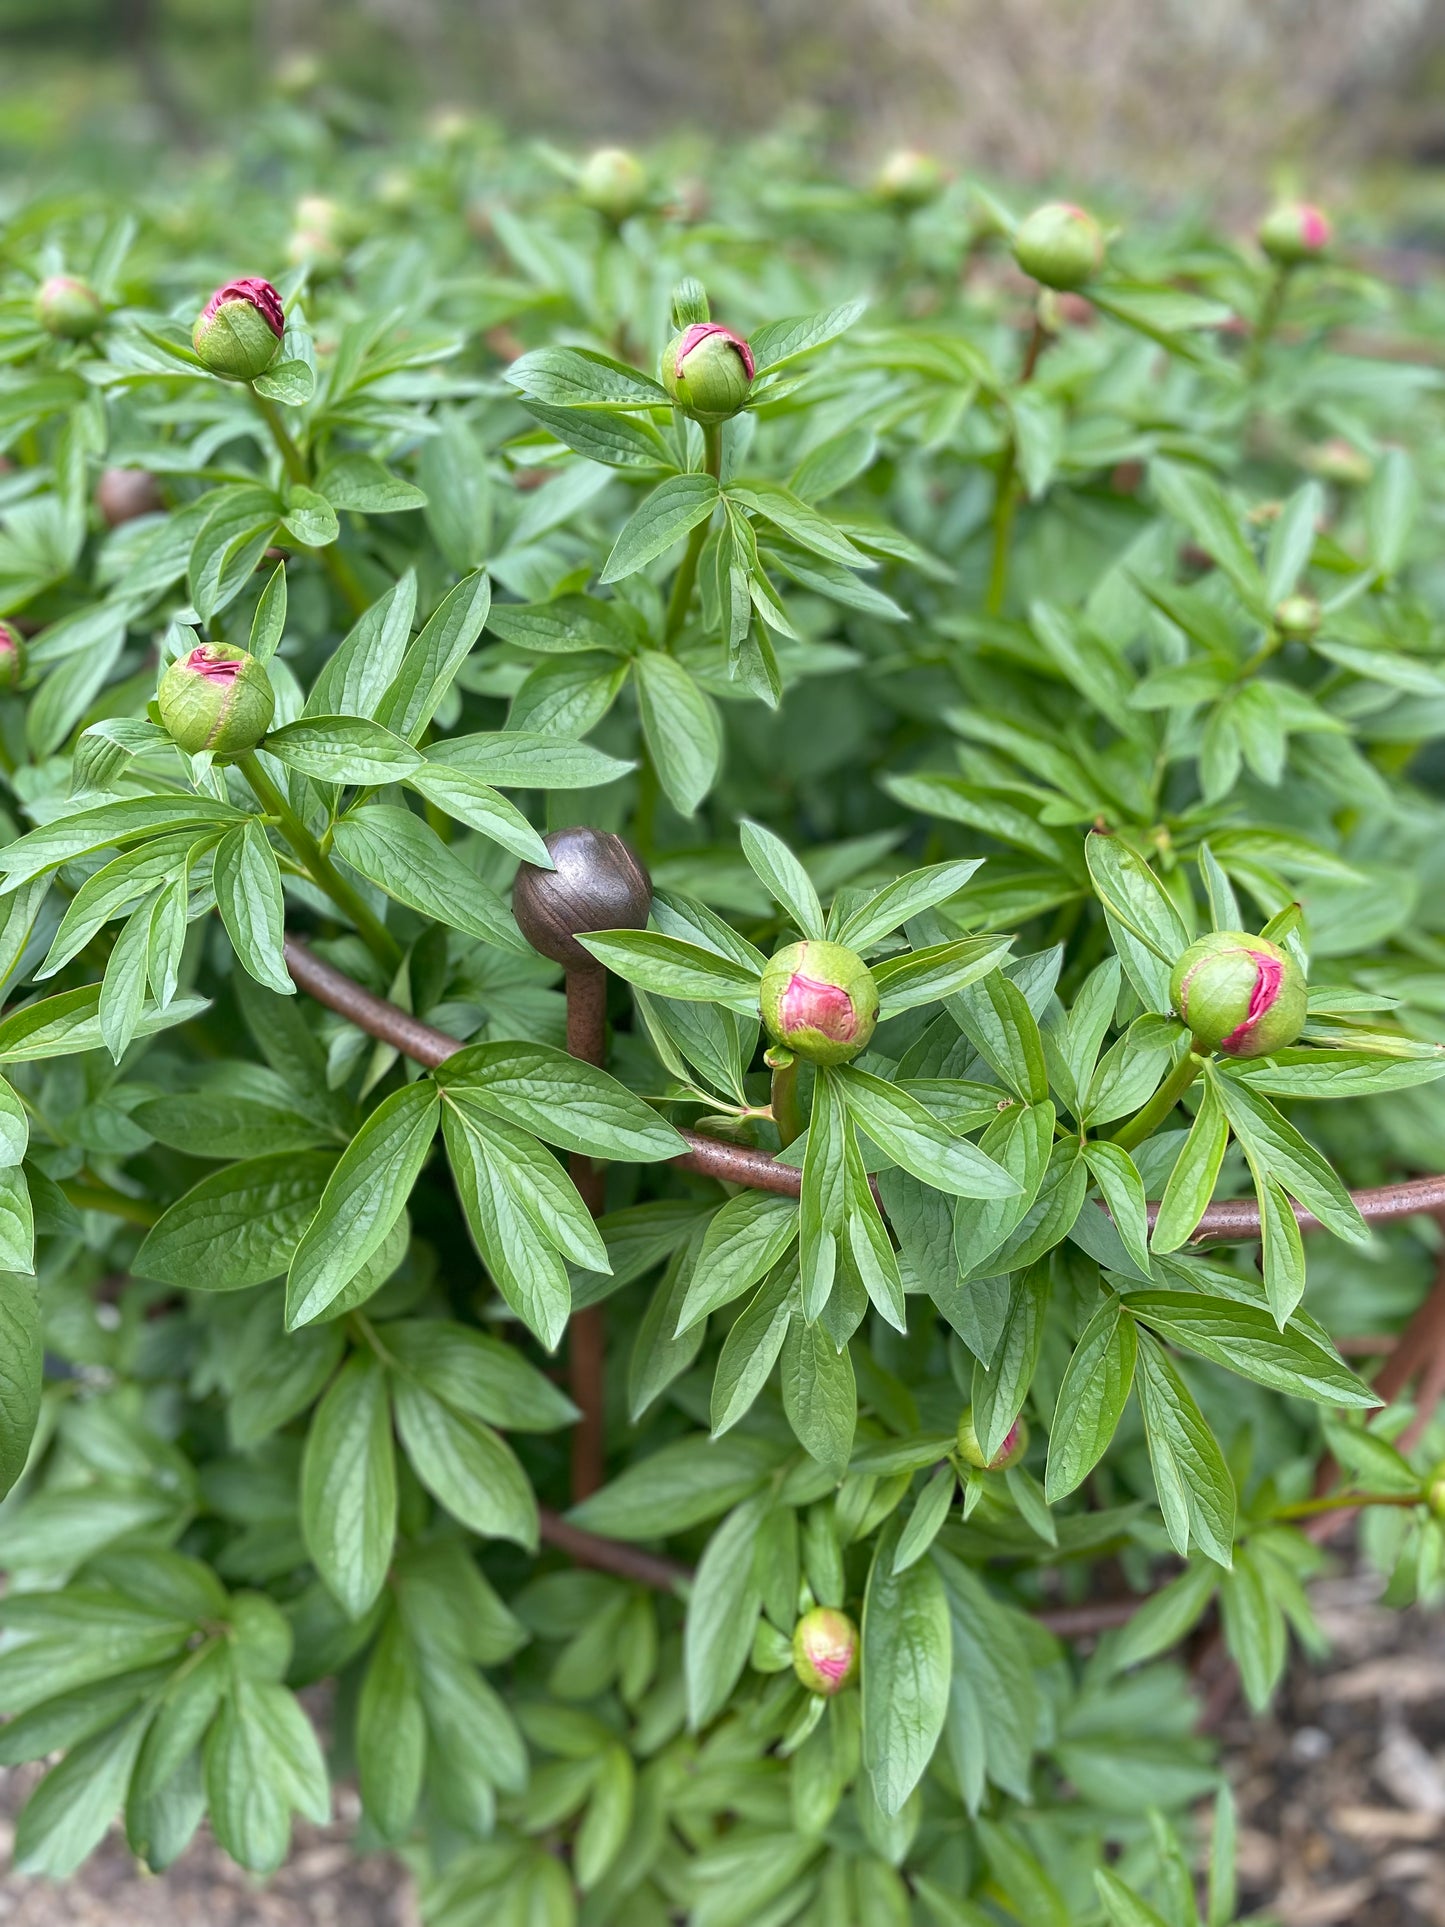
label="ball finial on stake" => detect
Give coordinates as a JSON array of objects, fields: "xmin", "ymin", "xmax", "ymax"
[{"xmin": 512, "ymin": 826, "xmax": 652, "ymax": 972}]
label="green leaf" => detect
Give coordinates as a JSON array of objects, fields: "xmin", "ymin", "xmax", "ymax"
[
  {"xmin": 729, "ymin": 482, "xmax": 871, "ymax": 568},
  {"xmin": 832, "ymin": 859, "xmax": 983, "ymax": 951},
  {"xmin": 14, "ymin": 1709, "xmax": 149, "ymax": 1878},
  {"xmin": 214, "ymin": 821, "xmax": 293, "ymax": 996},
  {"xmin": 508, "ymin": 345, "xmax": 670, "ymax": 408},
  {"xmin": 392, "ymin": 1376, "xmax": 538, "ymax": 1549},
  {"xmin": 861, "ymin": 1529, "xmax": 951, "ymax": 1816},
  {"xmin": 1083, "ymin": 1141, "xmax": 1153, "ymax": 1278},
  {"xmin": 316, "ymin": 452, "xmax": 428, "ymax": 513},
  {"xmin": 404, "ymin": 766, "xmax": 551, "ymax": 866},
  {"xmin": 684, "ymin": 1493, "xmax": 767, "ymax": 1727},
  {"xmin": 892, "ymin": 1465, "xmax": 956, "ymax": 1573},
  {"xmin": 428, "ymin": 728, "xmax": 634, "ymax": 789},
  {"xmin": 1095, "ymin": 1870, "xmax": 1172, "ymax": 1927},
  {"xmin": 873, "ymin": 937, "xmax": 1013, "ymax": 1015},
  {"xmin": 282, "ymin": 484, "xmax": 339, "ymax": 548},
  {"xmin": 780, "ymin": 1317, "xmax": 856, "ymax": 1472},
  {"xmin": 568, "ymin": 1433, "xmax": 782, "ymax": 1539},
  {"xmin": 286, "ymin": 1082, "xmax": 439, "ymax": 1327},
  {"xmin": 357, "ymin": 1613, "xmax": 425, "ymax": 1841},
  {"xmin": 1085, "ymin": 831, "xmax": 1190, "ymax": 965},
  {"xmin": 137, "ymin": 1152, "xmax": 335, "ymax": 1291},
  {"xmin": 0, "ymin": 1269, "xmax": 39, "ymax": 1497},
  {"xmin": 1150, "ymin": 1076, "xmax": 1228, "ymax": 1252},
  {"xmin": 600, "ymin": 475, "xmax": 719, "ymax": 582},
  {"xmin": 635, "ymin": 651, "xmax": 721, "ymax": 816},
  {"xmin": 1135, "ymin": 1330, "xmax": 1235, "ymax": 1566},
  {"xmin": 436, "ymin": 1039, "xmax": 684, "ymax": 1160},
  {"xmin": 711, "ymin": 1263, "xmax": 796, "ymax": 1436},
  {"xmin": 947, "ymin": 970, "xmax": 1049, "ymax": 1103},
  {"xmin": 1124, "ymin": 1291, "xmax": 1377, "ymax": 1406},
  {"xmin": 1045, "ymin": 1297, "xmax": 1137, "ymax": 1501},
  {"xmin": 1213, "ymin": 1073, "xmax": 1367, "ymax": 1244},
  {"xmin": 332, "ymin": 804, "xmax": 523, "ymax": 952},
  {"xmin": 300, "ymin": 1353, "xmax": 397, "ymax": 1619},
  {"xmin": 837, "ymin": 1067, "xmax": 1018, "ymax": 1199},
  {"xmin": 441, "ymin": 1105, "xmax": 571, "ymax": 1351},
  {"xmin": 0, "ymin": 796, "xmax": 241, "ymax": 892},
  {"xmin": 575, "ymin": 929, "xmax": 760, "ymax": 1005},
  {"xmin": 375, "ymin": 571, "xmax": 491, "ymax": 743},
  {"xmin": 249, "ymin": 560, "xmax": 287, "ymax": 662},
  {"xmin": 264, "ymin": 715, "xmax": 423, "ymax": 784},
  {"xmin": 739, "ymin": 818, "xmax": 825, "ymax": 939},
  {"xmin": 971, "ymin": 1261, "xmax": 1049, "ymax": 1463},
  {"xmin": 678, "ymin": 1190, "xmax": 799, "ymax": 1334},
  {"xmin": 748, "ymin": 299, "xmax": 867, "ymax": 373},
  {"xmin": 382, "ymin": 1319, "xmax": 578, "ymax": 1431},
  {"xmin": 305, "ymin": 572, "xmax": 417, "ymax": 721}
]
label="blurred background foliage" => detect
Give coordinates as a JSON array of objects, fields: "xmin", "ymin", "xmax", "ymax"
[{"xmin": 7, "ymin": 0, "xmax": 1445, "ymax": 217}]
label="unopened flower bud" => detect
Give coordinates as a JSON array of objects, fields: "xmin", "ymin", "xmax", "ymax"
[
  {"xmin": 96, "ymin": 468, "xmax": 163, "ymax": 529},
  {"xmin": 1275, "ymin": 593, "xmax": 1321, "ymax": 640},
  {"xmin": 577, "ymin": 147, "xmax": 648, "ymax": 224},
  {"xmin": 662, "ymin": 323, "xmax": 755, "ymax": 426},
  {"xmin": 874, "ymin": 148, "xmax": 946, "ymax": 210},
  {"xmin": 275, "ymin": 50, "xmax": 323, "ymax": 97},
  {"xmin": 513, "ymin": 826, "xmax": 651, "ymax": 971},
  {"xmin": 0, "ymin": 622, "xmax": 25, "ymax": 692},
  {"xmin": 35, "ymin": 275, "xmax": 104, "ymax": 340},
  {"xmin": 1259, "ymin": 202, "xmax": 1331, "ymax": 268},
  {"xmin": 192, "ymin": 279, "xmax": 285, "ymax": 382},
  {"xmin": 158, "ymin": 644, "xmax": 275, "ymax": 756},
  {"xmin": 1170, "ymin": 932, "xmax": 1307, "ymax": 1059},
  {"xmin": 1012, "ymin": 203, "xmax": 1105, "ymax": 291},
  {"xmin": 759, "ymin": 940, "xmax": 879, "ymax": 1067},
  {"xmin": 956, "ymin": 1407, "xmax": 1028, "ymax": 1471},
  {"xmin": 1305, "ymin": 438, "xmax": 1373, "ymax": 487},
  {"xmin": 792, "ymin": 1607, "xmax": 858, "ymax": 1696}
]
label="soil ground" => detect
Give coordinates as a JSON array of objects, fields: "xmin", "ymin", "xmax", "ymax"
[{"xmin": 1, "ymin": 1569, "xmax": 1442, "ymax": 1924}]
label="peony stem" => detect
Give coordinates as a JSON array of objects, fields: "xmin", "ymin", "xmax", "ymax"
[{"xmin": 1110, "ymin": 1049, "xmax": 1204, "ymax": 1153}]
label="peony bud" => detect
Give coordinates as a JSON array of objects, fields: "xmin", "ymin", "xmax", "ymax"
[
  {"xmin": 1170, "ymin": 932, "xmax": 1307, "ymax": 1059},
  {"xmin": 0, "ymin": 622, "xmax": 25, "ymax": 692},
  {"xmin": 577, "ymin": 147, "xmax": 648, "ymax": 224},
  {"xmin": 1258, "ymin": 202, "xmax": 1331, "ymax": 269},
  {"xmin": 874, "ymin": 148, "xmax": 946, "ymax": 210},
  {"xmin": 1305, "ymin": 438, "xmax": 1372, "ymax": 487},
  {"xmin": 956, "ymin": 1407, "xmax": 1028, "ymax": 1471},
  {"xmin": 275, "ymin": 50, "xmax": 323, "ymax": 97},
  {"xmin": 1274, "ymin": 593, "xmax": 1321, "ymax": 640},
  {"xmin": 157, "ymin": 644, "xmax": 275, "ymax": 757},
  {"xmin": 1012, "ymin": 203, "xmax": 1105, "ymax": 291},
  {"xmin": 759, "ymin": 940, "xmax": 879, "ymax": 1067},
  {"xmin": 35, "ymin": 275, "xmax": 104, "ymax": 341},
  {"xmin": 513, "ymin": 826, "xmax": 651, "ymax": 971},
  {"xmin": 792, "ymin": 1607, "xmax": 859, "ymax": 1696},
  {"xmin": 96, "ymin": 468, "xmax": 163, "ymax": 529},
  {"xmin": 192, "ymin": 279, "xmax": 285, "ymax": 382},
  {"xmin": 661, "ymin": 323, "xmax": 755, "ymax": 426}
]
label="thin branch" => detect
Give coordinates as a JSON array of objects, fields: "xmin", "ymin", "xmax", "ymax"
[{"xmin": 280, "ymin": 936, "xmax": 1445, "ymax": 1241}]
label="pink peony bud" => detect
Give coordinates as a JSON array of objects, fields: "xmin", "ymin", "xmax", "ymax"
[
  {"xmin": 661, "ymin": 323, "xmax": 755, "ymax": 426},
  {"xmin": 158, "ymin": 643, "xmax": 275, "ymax": 756},
  {"xmin": 1170, "ymin": 931, "xmax": 1308, "ymax": 1059},
  {"xmin": 1012, "ymin": 203, "xmax": 1105, "ymax": 290},
  {"xmin": 192, "ymin": 279, "xmax": 285, "ymax": 381},
  {"xmin": 0, "ymin": 621, "xmax": 25, "ymax": 692},
  {"xmin": 792, "ymin": 1607, "xmax": 859, "ymax": 1696},
  {"xmin": 1258, "ymin": 203, "xmax": 1332, "ymax": 268},
  {"xmin": 759, "ymin": 940, "xmax": 879, "ymax": 1067},
  {"xmin": 35, "ymin": 275, "xmax": 105, "ymax": 341},
  {"xmin": 956, "ymin": 1407, "xmax": 1029, "ymax": 1471}
]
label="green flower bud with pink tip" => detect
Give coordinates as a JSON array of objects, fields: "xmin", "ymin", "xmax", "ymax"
[
  {"xmin": 956, "ymin": 1408, "xmax": 1028, "ymax": 1471},
  {"xmin": 35, "ymin": 275, "xmax": 104, "ymax": 340},
  {"xmin": 1170, "ymin": 932, "xmax": 1307, "ymax": 1059},
  {"xmin": 1258, "ymin": 202, "xmax": 1331, "ymax": 268},
  {"xmin": 792, "ymin": 1607, "xmax": 858, "ymax": 1696},
  {"xmin": 1013, "ymin": 203, "xmax": 1105, "ymax": 290},
  {"xmin": 874, "ymin": 148, "xmax": 946, "ymax": 210},
  {"xmin": 577, "ymin": 147, "xmax": 648, "ymax": 224},
  {"xmin": 158, "ymin": 644, "xmax": 275, "ymax": 757},
  {"xmin": 759, "ymin": 940, "xmax": 879, "ymax": 1067},
  {"xmin": 192, "ymin": 279, "xmax": 285, "ymax": 382},
  {"xmin": 661, "ymin": 323, "xmax": 755, "ymax": 426},
  {"xmin": 0, "ymin": 622, "xmax": 25, "ymax": 692}
]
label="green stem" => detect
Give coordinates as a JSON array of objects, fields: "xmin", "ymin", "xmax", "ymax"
[
  {"xmin": 1111, "ymin": 1049, "xmax": 1205, "ymax": 1153},
  {"xmin": 237, "ymin": 751, "xmax": 402, "ymax": 969},
  {"xmin": 1271, "ymin": 1490, "xmax": 1422, "ymax": 1523},
  {"xmin": 1245, "ymin": 264, "xmax": 1291, "ymax": 382},
  {"xmin": 985, "ymin": 453, "xmax": 1018, "ymax": 617},
  {"xmin": 770, "ymin": 1055, "xmax": 802, "ymax": 1149},
  {"xmin": 63, "ymin": 1180, "xmax": 160, "ymax": 1227},
  {"xmin": 662, "ymin": 422, "xmax": 724, "ymax": 649},
  {"xmin": 250, "ymin": 389, "xmax": 369, "ymax": 619}
]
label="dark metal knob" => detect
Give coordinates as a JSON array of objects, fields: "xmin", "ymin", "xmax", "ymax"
[{"xmin": 512, "ymin": 826, "xmax": 651, "ymax": 970}]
